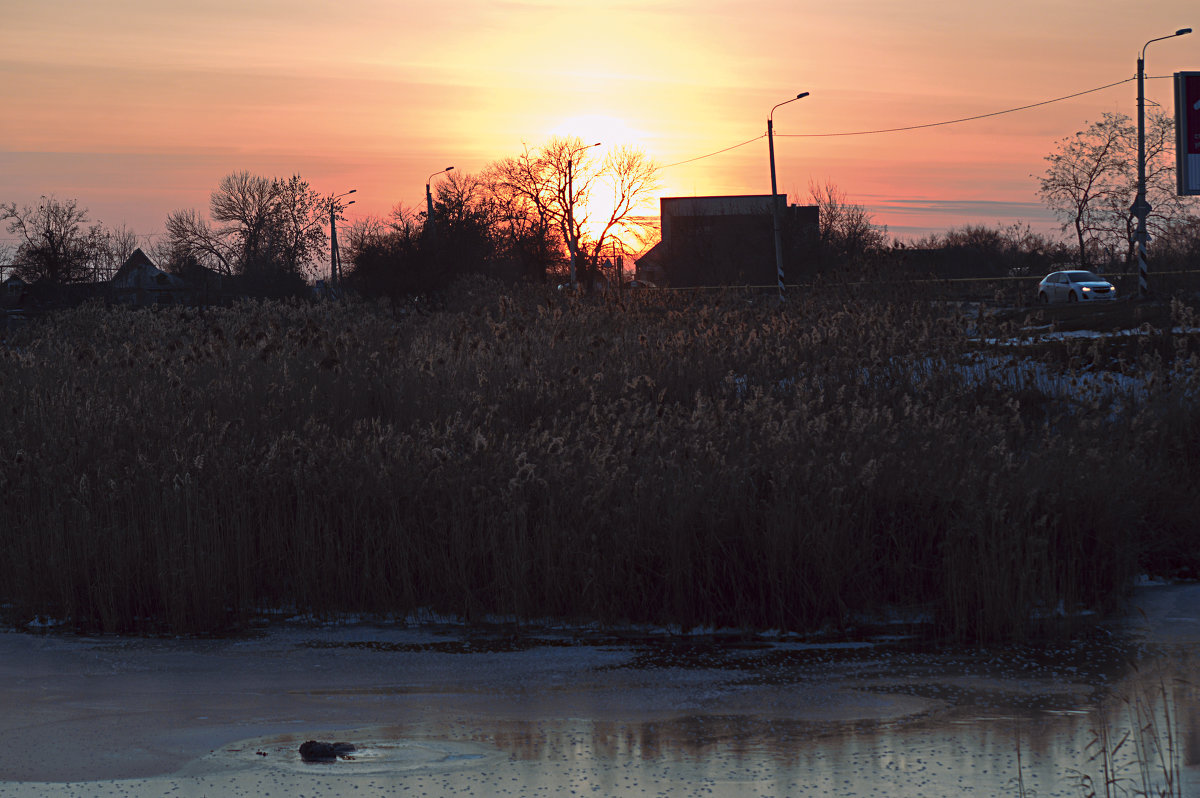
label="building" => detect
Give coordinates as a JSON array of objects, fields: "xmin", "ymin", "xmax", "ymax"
[
  {"xmin": 109, "ymin": 249, "xmax": 187, "ymax": 305},
  {"xmin": 2, "ymin": 275, "xmax": 27, "ymax": 308},
  {"xmin": 636, "ymin": 195, "xmax": 818, "ymax": 288}
]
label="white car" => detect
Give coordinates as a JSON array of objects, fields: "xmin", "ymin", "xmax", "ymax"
[{"xmin": 1036, "ymin": 270, "xmax": 1117, "ymax": 304}]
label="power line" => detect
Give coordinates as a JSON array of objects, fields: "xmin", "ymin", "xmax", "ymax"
[
  {"xmin": 659, "ymin": 76, "xmax": 1139, "ymax": 169},
  {"xmin": 659, "ymin": 135, "xmax": 764, "ymax": 170},
  {"xmin": 777, "ymin": 77, "xmax": 1135, "ymax": 138}
]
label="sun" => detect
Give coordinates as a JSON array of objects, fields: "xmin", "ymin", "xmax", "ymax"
[{"xmin": 547, "ymin": 114, "xmax": 646, "ymax": 149}]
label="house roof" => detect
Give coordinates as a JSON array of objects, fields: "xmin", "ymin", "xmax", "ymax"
[
  {"xmin": 635, "ymin": 241, "xmax": 664, "ymax": 268},
  {"xmin": 110, "ymin": 248, "xmax": 184, "ymax": 290}
]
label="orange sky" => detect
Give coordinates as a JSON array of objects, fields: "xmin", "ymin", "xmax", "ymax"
[{"xmin": 2, "ymin": 1, "xmax": 1198, "ymax": 253}]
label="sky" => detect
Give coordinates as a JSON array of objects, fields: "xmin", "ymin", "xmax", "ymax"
[{"xmin": 2, "ymin": 0, "xmax": 1199, "ymax": 255}]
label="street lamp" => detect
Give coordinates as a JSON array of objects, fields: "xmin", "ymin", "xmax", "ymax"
[
  {"xmin": 425, "ymin": 166, "xmax": 454, "ymax": 242},
  {"xmin": 330, "ymin": 189, "xmax": 356, "ymax": 292},
  {"xmin": 768, "ymin": 92, "xmax": 809, "ymax": 301},
  {"xmin": 567, "ymin": 141, "xmax": 601, "ymax": 289},
  {"xmin": 1134, "ymin": 27, "xmax": 1191, "ymax": 298}
]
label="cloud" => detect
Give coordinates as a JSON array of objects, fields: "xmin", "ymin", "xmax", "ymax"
[
  {"xmin": 863, "ymin": 197, "xmax": 1061, "ymax": 241},
  {"xmin": 870, "ymin": 198, "xmax": 1049, "ymax": 217}
]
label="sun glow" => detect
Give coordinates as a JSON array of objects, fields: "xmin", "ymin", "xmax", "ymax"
[
  {"xmin": 548, "ymin": 114, "xmax": 648, "ymax": 150},
  {"xmin": 8, "ymin": 0, "xmax": 1188, "ymax": 246},
  {"xmin": 545, "ymin": 114, "xmax": 659, "ymax": 257}
]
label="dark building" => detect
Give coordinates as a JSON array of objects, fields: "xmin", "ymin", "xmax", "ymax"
[
  {"xmin": 109, "ymin": 248, "xmax": 188, "ymax": 305},
  {"xmin": 2, "ymin": 275, "xmax": 27, "ymax": 309},
  {"xmin": 636, "ymin": 195, "xmax": 818, "ymax": 288}
]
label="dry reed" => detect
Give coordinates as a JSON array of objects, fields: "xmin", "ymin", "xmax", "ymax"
[{"xmin": 1, "ymin": 281, "xmax": 1196, "ymax": 637}]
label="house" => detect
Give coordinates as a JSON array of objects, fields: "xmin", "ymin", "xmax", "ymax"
[
  {"xmin": 109, "ymin": 249, "xmax": 187, "ymax": 305},
  {"xmin": 2, "ymin": 275, "xmax": 28, "ymax": 309},
  {"xmin": 636, "ymin": 195, "xmax": 819, "ymax": 288}
]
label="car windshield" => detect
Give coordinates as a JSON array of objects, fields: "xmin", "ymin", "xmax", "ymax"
[{"xmin": 1065, "ymin": 271, "xmax": 1103, "ymax": 282}]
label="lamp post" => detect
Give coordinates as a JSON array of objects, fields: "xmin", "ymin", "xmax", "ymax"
[
  {"xmin": 425, "ymin": 166, "xmax": 454, "ymax": 243},
  {"xmin": 567, "ymin": 141, "xmax": 601, "ymax": 289},
  {"xmin": 1134, "ymin": 28, "xmax": 1191, "ymax": 298},
  {"xmin": 768, "ymin": 92, "xmax": 809, "ymax": 301},
  {"xmin": 330, "ymin": 189, "xmax": 356, "ymax": 292}
]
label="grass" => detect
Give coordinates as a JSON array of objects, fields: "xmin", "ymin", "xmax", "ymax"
[{"xmin": 1, "ymin": 279, "xmax": 1197, "ymax": 637}]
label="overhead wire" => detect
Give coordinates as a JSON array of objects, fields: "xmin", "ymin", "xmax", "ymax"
[
  {"xmin": 659, "ymin": 76, "xmax": 1141, "ymax": 169},
  {"xmin": 658, "ymin": 134, "xmax": 766, "ymax": 169},
  {"xmin": 0, "ymin": 75, "xmax": 1171, "ymax": 223},
  {"xmin": 776, "ymin": 77, "xmax": 1135, "ymax": 138}
]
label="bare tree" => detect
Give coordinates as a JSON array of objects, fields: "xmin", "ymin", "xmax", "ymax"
[
  {"xmin": 432, "ymin": 172, "xmax": 489, "ymax": 229},
  {"xmin": 429, "ymin": 172, "xmax": 501, "ymax": 275},
  {"xmin": 1037, "ymin": 114, "xmax": 1131, "ymax": 269},
  {"xmin": 209, "ymin": 171, "xmax": 277, "ymax": 270},
  {"xmin": 483, "ymin": 153, "xmax": 562, "ymax": 280},
  {"xmin": 164, "ymin": 171, "xmax": 329, "ymax": 286},
  {"xmin": 387, "ymin": 202, "xmax": 422, "ymax": 237},
  {"xmin": 93, "ymin": 223, "xmax": 143, "ymax": 282},
  {"xmin": 164, "ymin": 208, "xmax": 236, "ymax": 275},
  {"xmin": 1094, "ymin": 111, "xmax": 1192, "ymax": 266},
  {"xmin": 483, "ymin": 137, "xmax": 659, "ymax": 286},
  {"xmin": 808, "ymin": 180, "xmax": 888, "ymax": 264},
  {"xmin": 0, "ymin": 196, "xmax": 105, "ymax": 284},
  {"xmin": 342, "ymin": 204, "xmax": 426, "ymax": 298},
  {"xmin": 268, "ymin": 174, "xmax": 329, "ymax": 280},
  {"xmin": 484, "ymin": 143, "xmax": 565, "ymax": 275},
  {"xmin": 583, "ymin": 145, "xmax": 660, "ymax": 274},
  {"xmin": 1, "ymin": 241, "xmax": 15, "ymax": 283},
  {"xmin": 343, "ymin": 214, "xmax": 388, "ymax": 258},
  {"xmin": 1038, "ymin": 111, "xmax": 1196, "ymax": 270},
  {"xmin": 1153, "ymin": 212, "xmax": 1200, "ymax": 268}
]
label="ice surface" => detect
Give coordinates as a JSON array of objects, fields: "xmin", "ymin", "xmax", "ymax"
[{"xmin": 1, "ymin": 585, "xmax": 1198, "ymax": 797}]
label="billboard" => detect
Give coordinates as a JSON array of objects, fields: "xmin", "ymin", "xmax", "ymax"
[{"xmin": 1177, "ymin": 71, "xmax": 1200, "ymax": 196}]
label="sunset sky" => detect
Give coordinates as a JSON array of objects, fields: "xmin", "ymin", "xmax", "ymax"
[{"xmin": 2, "ymin": 0, "xmax": 1198, "ymax": 254}]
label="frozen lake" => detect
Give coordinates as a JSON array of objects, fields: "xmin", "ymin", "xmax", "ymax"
[{"xmin": 1, "ymin": 583, "xmax": 1197, "ymax": 797}]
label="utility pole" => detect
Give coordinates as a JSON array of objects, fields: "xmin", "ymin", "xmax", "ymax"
[
  {"xmin": 425, "ymin": 166, "xmax": 454, "ymax": 244},
  {"xmin": 768, "ymin": 92, "xmax": 809, "ymax": 302},
  {"xmin": 329, "ymin": 189, "xmax": 356, "ymax": 294},
  {"xmin": 329, "ymin": 204, "xmax": 339, "ymax": 289},
  {"xmin": 1134, "ymin": 28, "xmax": 1191, "ymax": 298}
]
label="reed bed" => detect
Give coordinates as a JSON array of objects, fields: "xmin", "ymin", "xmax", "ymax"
[
  {"xmin": 1069, "ymin": 657, "xmax": 1194, "ymax": 798},
  {"xmin": 1, "ymin": 282, "xmax": 1196, "ymax": 638}
]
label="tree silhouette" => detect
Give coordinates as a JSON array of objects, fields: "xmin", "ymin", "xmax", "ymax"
[
  {"xmin": 1, "ymin": 196, "xmax": 105, "ymax": 284},
  {"xmin": 484, "ymin": 137, "xmax": 658, "ymax": 287},
  {"xmin": 1038, "ymin": 111, "xmax": 1193, "ymax": 269},
  {"xmin": 808, "ymin": 180, "xmax": 888, "ymax": 266},
  {"xmin": 165, "ymin": 171, "xmax": 327, "ymax": 294}
]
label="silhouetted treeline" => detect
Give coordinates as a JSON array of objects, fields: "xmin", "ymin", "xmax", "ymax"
[
  {"xmin": 344, "ymin": 141, "xmax": 658, "ymax": 299},
  {"xmin": 1, "ymin": 197, "xmax": 144, "ymax": 286},
  {"xmin": 344, "ymin": 171, "xmax": 563, "ymax": 299}
]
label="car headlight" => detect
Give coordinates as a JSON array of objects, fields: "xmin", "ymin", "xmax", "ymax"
[{"xmin": 1081, "ymin": 286, "xmax": 1091, "ymax": 292}]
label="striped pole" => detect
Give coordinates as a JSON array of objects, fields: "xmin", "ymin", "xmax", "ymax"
[
  {"xmin": 1136, "ymin": 225, "xmax": 1149, "ymax": 298},
  {"xmin": 1135, "ymin": 53, "xmax": 1150, "ymax": 298}
]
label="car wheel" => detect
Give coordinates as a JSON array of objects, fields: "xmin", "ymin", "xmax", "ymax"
[
  {"xmin": 1038, "ymin": 292, "xmax": 1049, "ymax": 304},
  {"xmin": 1068, "ymin": 291, "xmax": 1078, "ymax": 303}
]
